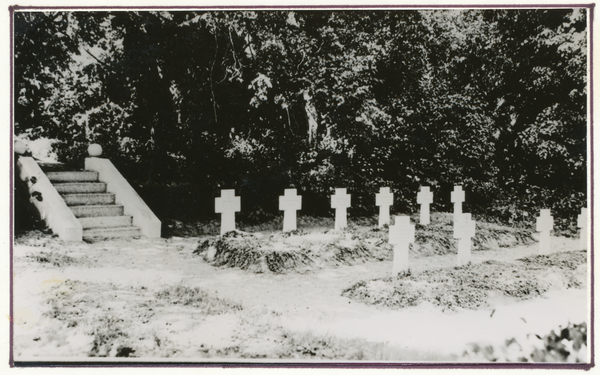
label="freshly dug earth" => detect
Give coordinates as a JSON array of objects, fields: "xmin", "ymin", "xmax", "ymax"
[
  {"xmin": 353, "ymin": 219, "xmax": 535, "ymax": 258},
  {"xmin": 194, "ymin": 230, "xmax": 387, "ymax": 273},
  {"xmin": 342, "ymin": 251, "xmax": 586, "ymax": 311},
  {"xmin": 194, "ymin": 213, "xmax": 536, "ymax": 273}
]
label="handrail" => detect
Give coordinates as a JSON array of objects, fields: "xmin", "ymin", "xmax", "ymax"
[
  {"xmin": 16, "ymin": 157, "xmax": 83, "ymax": 241},
  {"xmin": 85, "ymin": 157, "xmax": 161, "ymax": 238}
]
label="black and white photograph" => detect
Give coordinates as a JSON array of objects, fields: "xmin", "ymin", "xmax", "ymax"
[{"xmin": 8, "ymin": 1, "xmax": 593, "ymax": 368}]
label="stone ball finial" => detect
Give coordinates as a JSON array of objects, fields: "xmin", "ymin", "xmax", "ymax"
[{"xmin": 88, "ymin": 143, "xmax": 102, "ymax": 157}]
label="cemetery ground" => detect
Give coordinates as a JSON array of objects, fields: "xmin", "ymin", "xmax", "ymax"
[{"xmin": 12, "ymin": 213, "xmax": 588, "ymax": 363}]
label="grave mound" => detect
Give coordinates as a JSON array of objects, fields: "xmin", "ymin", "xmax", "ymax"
[
  {"xmin": 342, "ymin": 250, "xmax": 586, "ymax": 311},
  {"xmin": 194, "ymin": 230, "xmax": 389, "ymax": 273},
  {"xmin": 192, "ymin": 213, "xmax": 537, "ymax": 273},
  {"xmin": 353, "ymin": 213, "xmax": 536, "ymax": 257}
]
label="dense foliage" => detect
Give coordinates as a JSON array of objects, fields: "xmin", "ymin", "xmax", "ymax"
[{"xmin": 14, "ymin": 9, "xmax": 588, "ymax": 224}]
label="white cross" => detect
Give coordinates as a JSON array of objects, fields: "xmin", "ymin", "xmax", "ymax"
[
  {"xmin": 279, "ymin": 188, "xmax": 302, "ymax": 232},
  {"xmin": 451, "ymin": 186, "xmax": 465, "ymax": 219},
  {"xmin": 536, "ymin": 209, "xmax": 553, "ymax": 255},
  {"xmin": 416, "ymin": 186, "xmax": 433, "ymax": 225},
  {"xmin": 375, "ymin": 187, "xmax": 394, "ymax": 227},
  {"xmin": 453, "ymin": 213, "xmax": 475, "ymax": 266},
  {"xmin": 215, "ymin": 189, "xmax": 241, "ymax": 235},
  {"xmin": 331, "ymin": 188, "xmax": 351, "ymax": 230},
  {"xmin": 577, "ymin": 207, "xmax": 587, "ymax": 250},
  {"xmin": 389, "ymin": 216, "xmax": 415, "ymax": 276}
]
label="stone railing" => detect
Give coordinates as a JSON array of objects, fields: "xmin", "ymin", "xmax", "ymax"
[
  {"xmin": 16, "ymin": 157, "xmax": 83, "ymax": 241},
  {"xmin": 85, "ymin": 157, "xmax": 161, "ymax": 238}
]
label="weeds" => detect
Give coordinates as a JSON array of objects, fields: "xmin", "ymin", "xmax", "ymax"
[
  {"xmin": 155, "ymin": 285, "xmax": 243, "ymax": 315},
  {"xmin": 517, "ymin": 251, "xmax": 587, "ymax": 270},
  {"xmin": 277, "ymin": 330, "xmax": 448, "ymax": 361},
  {"xmin": 89, "ymin": 315, "xmax": 128, "ymax": 357},
  {"xmin": 44, "ymin": 280, "xmax": 88, "ymax": 322},
  {"xmin": 27, "ymin": 251, "xmax": 77, "ymax": 267}
]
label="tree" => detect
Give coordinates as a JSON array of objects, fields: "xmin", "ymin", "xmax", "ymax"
[{"xmin": 13, "ymin": 9, "xmax": 588, "ymax": 223}]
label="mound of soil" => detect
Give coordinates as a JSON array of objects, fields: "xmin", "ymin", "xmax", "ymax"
[
  {"xmin": 194, "ymin": 230, "xmax": 389, "ymax": 273},
  {"xmin": 193, "ymin": 213, "xmax": 539, "ymax": 273},
  {"xmin": 342, "ymin": 250, "xmax": 586, "ymax": 311},
  {"xmin": 348, "ymin": 213, "xmax": 536, "ymax": 257}
]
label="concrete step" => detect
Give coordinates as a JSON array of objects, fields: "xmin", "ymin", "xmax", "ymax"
[
  {"xmin": 54, "ymin": 182, "xmax": 107, "ymax": 194},
  {"xmin": 78, "ymin": 215, "xmax": 133, "ymax": 229},
  {"xmin": 70, "ymin": 205, "xmax": 124, "ymax": 218},
  {"xmin": 62, "ymin": 193, "xmax": 115, "ymax": 206},
  {"xmin": 83, "ymin": 226, "xmax": 141, "ymax": 240},
  {"xmin": 47, "ymin": 171, "xmax": 99, "ymax": 183}
]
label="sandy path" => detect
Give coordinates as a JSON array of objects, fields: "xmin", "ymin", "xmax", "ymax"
[{"xmin": 13, "ymin": 233, "xmax": 588, "ymax": 359}]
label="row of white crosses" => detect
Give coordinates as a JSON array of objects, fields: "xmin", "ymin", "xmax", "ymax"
[
  {"xmin": 214, "ymin": 187, "xmax": 390, "ymax": 235},
  {"xmin": 536, "ymin": 207, "xmax": 588, "ymax": 254},
  {"xmin": 215, "ymin": 188, "xmax": 588, "ymax": 263},
  {"xmin": 215, "ymin": 188, "xmax": 304, "ymax": 235},
  {"xmin": 389, "ymin": 185, "xmax": 471, "ymax": 274}
]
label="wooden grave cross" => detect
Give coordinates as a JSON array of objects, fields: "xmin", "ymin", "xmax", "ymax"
[
  {"xmin": 279, "ymin": 188, "xmax": 302, "ymax": 232},
  {"xmin": 536, "ymin": 209, "xmax": 553, "ymax": 255},
  {"xmin": 453, "ymin": 213, "xmax": 475, "ymax": 266},
  {"xmin": 389, "ymin": 216, "xmax": 415, "ymax": 276},
  {"xmin": 375, "ymin": 187, "xmax": 394, "ymax": 227},
  {"xmin": 215, "ymin": 189, "xmax": 241, "ymax": 236},
  {"xmin": 451, "ymin": 185, "xmax": 465, "ymax": 219},
  {"xmin": 331, "ymin": 188, "xmax": 351, "ymax": 230},
  {"xmin": 577, "ymin": 207, "xmax": 587, "ymax": 250},
  {"xmin": 416, "ymin": 186, "xmax": 434, "ymax": 225}
]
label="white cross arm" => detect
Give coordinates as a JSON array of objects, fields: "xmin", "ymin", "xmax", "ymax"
[
  {"xmin": 331, "ymin": 189, "xmax": 351, "ymax": 209},
  {"xmin": 376, "ymin": 187, "xmax": 394, "ymax": 206},
  {"xmin": 417, "ymin": 188, "xmax": 433, "ymax": 205},
  {"xmin": 215, "ymin": 190, "xmax": 241, "ymax": 213},
  {"xmin": 451, "ymin": 186, "xmax": 465, "ymax": 203}
]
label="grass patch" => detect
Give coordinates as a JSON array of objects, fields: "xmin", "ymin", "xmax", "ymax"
[
  {"xmin": 41, "ymin": 279, "xmax": 134, "ymax": 357},
  {"xmin": 27, "ymin": 251, "xmax": 77, "ymax": 267},
  {"xmin": 44, "ymin": 279, "xmax": 91, "ymax": 322},
  {"xmin": 274, "ymin": 330, "xmax": 448, "ymax": 361},
  {"xmin": 342, "ymin": 251, "xmax": 586, "ymax": 311},
  {"xmin": 155, "ymin": 285, "xmax": 243, "ymax": 315},
  {"xmin": 14, "ymin": 229, "xmax": 58, "ymax": 246},
  {"xmin": 89, "ymin": 315, "xmax": 129, "ymax": 357},
  {"xmin": 517, "ymin": 251, "xmax": 588, "ymax": 270}
]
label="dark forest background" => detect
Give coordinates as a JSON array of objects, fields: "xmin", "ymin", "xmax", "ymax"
[{"xmin": 13, "ymin": 9, "xmax": 588, "ymax": 226}]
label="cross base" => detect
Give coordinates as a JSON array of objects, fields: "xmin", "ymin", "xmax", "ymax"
[
  {"xmin": 335, "ymin": 207, "xmax": 348, "ymax": 230},
  {"xmin": 539, "ymin": 231, "xmax": 551, "ymax": 255},
  {"xmin": 453, "ymin": 202, "xmax": 463, "ymax": 220},
  {"xmin": 220, "ymin": 212, "xmax": 236, "ymax": 235},
  {"xmin": 283, "ymin": 210, "xmax": 297, "ymax": 232},
  {"xmin": 420, "ymin": 205, "xmax": 430, "ymax": 225},
  {"xmin": 580, "ymin": 228, "xmax": 587, "ymax": 250},
  {"xmin": 392, "ymin": 243, "xmax": 409, "ymax": 276},
  {"xmin": 457, "ymin": 238, "xmax": 471, "ymax": 266},
  {"xmin": 378, "ymin": 205, "xmax": 390, "ymax": 227}
]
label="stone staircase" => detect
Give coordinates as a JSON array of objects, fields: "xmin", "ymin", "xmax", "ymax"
[{"xmin": 46, "ymin": 170, "xmax": 142, "ymax": 241}]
